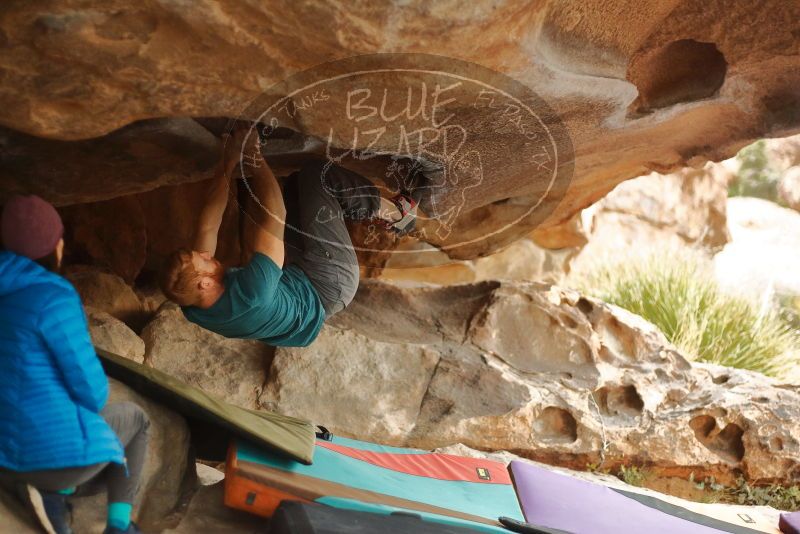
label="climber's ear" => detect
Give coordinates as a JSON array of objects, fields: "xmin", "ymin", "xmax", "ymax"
[
  {"xmin": 198, "ymin": 276, "xmax": 214, "ymax": 291},
  {"xmin": 55, "ymin": 238, "xmax": 65, "ymax": 269}
]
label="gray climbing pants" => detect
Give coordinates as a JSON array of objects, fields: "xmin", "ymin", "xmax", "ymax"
[
  {"xmin": 283, "ymin": 161, "xmax": 381, "ymax": 317},
  {"xmin": 0, "ymin": 402, "xmax": 150, "ymax": 504}
]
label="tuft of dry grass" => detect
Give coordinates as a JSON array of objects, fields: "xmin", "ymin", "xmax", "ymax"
[{"xmin": 576, "ymin": 254, "xmax": 800, "ymax": 377}]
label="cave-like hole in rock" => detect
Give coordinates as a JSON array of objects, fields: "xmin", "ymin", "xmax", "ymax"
[
  {"xmin": 763, "ymin": 88, "xmax": 800, "ymax": 131},
  {"xmin": 576, "ymin": 297, "xmax": 594, "ymax": 316},
  {"xmin": 628, "ymin": 39, "xmax": 727, "ymax": 114},
  {"xmin": 689, "ymin": 415, "xmax": 745, "ymax": 463},
  {"xmin": 533, "ymin": 406, "xmax": 578, "ymax": 444},
  {"xmin": 689, "ymin": 414, "xmax": 717, "ymax": 438},
  {"xmin": 593, "ymin": 384, "xmax": 644, "ymax": 419}
]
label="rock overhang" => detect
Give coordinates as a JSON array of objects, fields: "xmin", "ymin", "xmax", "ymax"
[{"xmin": 0, "ymin": 0, "xmax": 799, "ymax": 259}]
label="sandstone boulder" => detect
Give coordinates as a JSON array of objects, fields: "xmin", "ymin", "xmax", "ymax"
[
  {"xmin": 779, "ymin": 166, "xmax": 800, "ymax": 212},
  {"xmin": 288, "ymin": 280, "xmax": 800, "ymax": 484},
  {"xmin": 261, "ymin": 326, "xmax": 440, "ymax": 444},
  {"xmin": 135, "ymin": 284, "xmax": 169, "ymax": 323},
  {"xmin": 725, "ymin": 133, "xmax": 800, "ymax": 209},
  {"xmin": 60, "ymin": 196, "xmax": 147, "ymax": 284},
  {"xmin": 379, "ymin": 234, "xmax": 577, "ymax": 285},
  {"xmin": 65, "ymin": 266, "xmax": 145, "ymax": 328},
  {"xmin": 714, "ymin": 197, "xmax": 800, "ymax": 303},
  {"xmin": 141, "ymin": 303, "xmax": 271, "ymax": 410},
  {"xmin": 0, "ymin": 487, "xmax": 39, "ymax": 533},
  {"xmin": 761, "ymin": 134, "xmax": 800, "ymax": 171},
  {"xmin": 85, "ymin": 306, "xmax": 145, "ymax": 363},
  {"xmin": 570, "ymin": 162, "xmax": 730, "ymax": 276},
  {"xmin": 70, "ymin": 378, "xmax": 190, "ymax": 532}
]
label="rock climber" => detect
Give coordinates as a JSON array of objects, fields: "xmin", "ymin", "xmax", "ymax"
[
  {"xmin": 160, "ymin": 127, "xmax": 421, "ymax": 347},
  {"xmin": 0, "ymin": 195, "xmax": 150, "ymax": 534}
]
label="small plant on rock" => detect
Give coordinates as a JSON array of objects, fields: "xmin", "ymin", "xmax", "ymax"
[
  {"xmin": 618, "ymin": 465, "xmax": 649, "ymax": 487},
  {"xmin": 723, "ymin": 477, "xmax": 800, "ymax": 511}
]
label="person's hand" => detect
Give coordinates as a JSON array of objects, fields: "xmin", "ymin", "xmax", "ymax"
[
  {"xmin": 239, "ymin": 128, "xmax": 263, "ymax": 169},
  {"xmin": 220, "ymin": 127, "xmax": 257, "ymax": 172}
]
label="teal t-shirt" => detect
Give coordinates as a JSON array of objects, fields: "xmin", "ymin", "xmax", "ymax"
[{"xmin": 182, "ymin": 253, "xmax": 325, "ymax": 347}]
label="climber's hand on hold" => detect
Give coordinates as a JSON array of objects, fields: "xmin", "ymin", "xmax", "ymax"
[
  {"xmin": 240, "ymin": 127, "xmax": 264, "ymax": 169},
  {"xmin": 192, "ymin": 130, "xmax": 244, "ymax": 255}
]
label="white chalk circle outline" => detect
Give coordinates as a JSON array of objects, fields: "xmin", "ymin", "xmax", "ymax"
[{"xmin": 233, "ymin": 55, "xmax": 570, "ymax": 255}]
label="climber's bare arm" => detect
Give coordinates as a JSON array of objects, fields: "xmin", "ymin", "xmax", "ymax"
[
  {"xmin": 193, "ymin": 134, "xmax": 239, "ymax": 255},
  {"xmin": 241, "ymin": 132, "xmax": 286, "ymax": 268}
]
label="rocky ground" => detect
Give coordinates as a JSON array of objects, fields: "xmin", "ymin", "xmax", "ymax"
[{"xmin": 3, "ymin": 262, "xmax": 792, "ymax": 531}]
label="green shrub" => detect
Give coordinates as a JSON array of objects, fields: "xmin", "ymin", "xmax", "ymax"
[
  {"xmin": 729, "ymin": 140, "xmax": 782, "ymax": 202},
  {"xmin": 577, "ymin": 255, "xmax": 800, "ymax": 377}
]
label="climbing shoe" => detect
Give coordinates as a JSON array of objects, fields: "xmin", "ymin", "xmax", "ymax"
[
  {"xmin": 103, "ymin": 522, "xmax": 142, "ymax": 534},
  {"xmin": 384, "ymin": 192, "xmax": 418, "ymax": 236}
]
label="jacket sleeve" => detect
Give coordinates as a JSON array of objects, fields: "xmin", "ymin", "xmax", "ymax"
[{"xmin": 38, "ymin": 286, "xmax": 108, "ymax": 413}]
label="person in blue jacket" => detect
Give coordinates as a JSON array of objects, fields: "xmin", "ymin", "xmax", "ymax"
[{"xmin": 0, "ymin": 195, "xmax": 149, "ymax": 534}]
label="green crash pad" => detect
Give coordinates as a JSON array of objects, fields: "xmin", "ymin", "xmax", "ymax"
[{"xmin": 97, "ymin": 348, "xmax": 315, "ymax": 464}]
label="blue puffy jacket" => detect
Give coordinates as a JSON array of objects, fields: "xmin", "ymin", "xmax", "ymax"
[{"xmin": 0, "ymin": 251, "xmax": 124, "ymax": 472}]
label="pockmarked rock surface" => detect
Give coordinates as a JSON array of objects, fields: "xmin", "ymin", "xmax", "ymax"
[
  {"xmin": 70, "ymin": 379, "xmax": 190, "ymax": 532},
  {"xmin": 2, "ymin": 1, "xmax": 799, "ymax": 258},
  {"xmin": 141, "ymin": 303, "xmax": 272, "ymax": 410},
  {"xmin": 85, "ymin": 306, "xmax": 146, "ymax": 364},
  {"xmin": 275, "ymin": 280, "xmax": 800, "ymax": 484}
]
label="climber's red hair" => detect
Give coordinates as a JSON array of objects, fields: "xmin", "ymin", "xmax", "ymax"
[{"xmin": 159, "ymin": 248, "xmax": 204, "ymax": 306}]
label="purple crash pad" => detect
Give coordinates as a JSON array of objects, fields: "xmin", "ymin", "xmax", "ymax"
[
  {"xmin": 780, "ymin": 512, "xmax": 800, "ymax": 534},
  {"xmin": 509, "ymin": 460, "xmax": 733, "ymax": 534}
]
